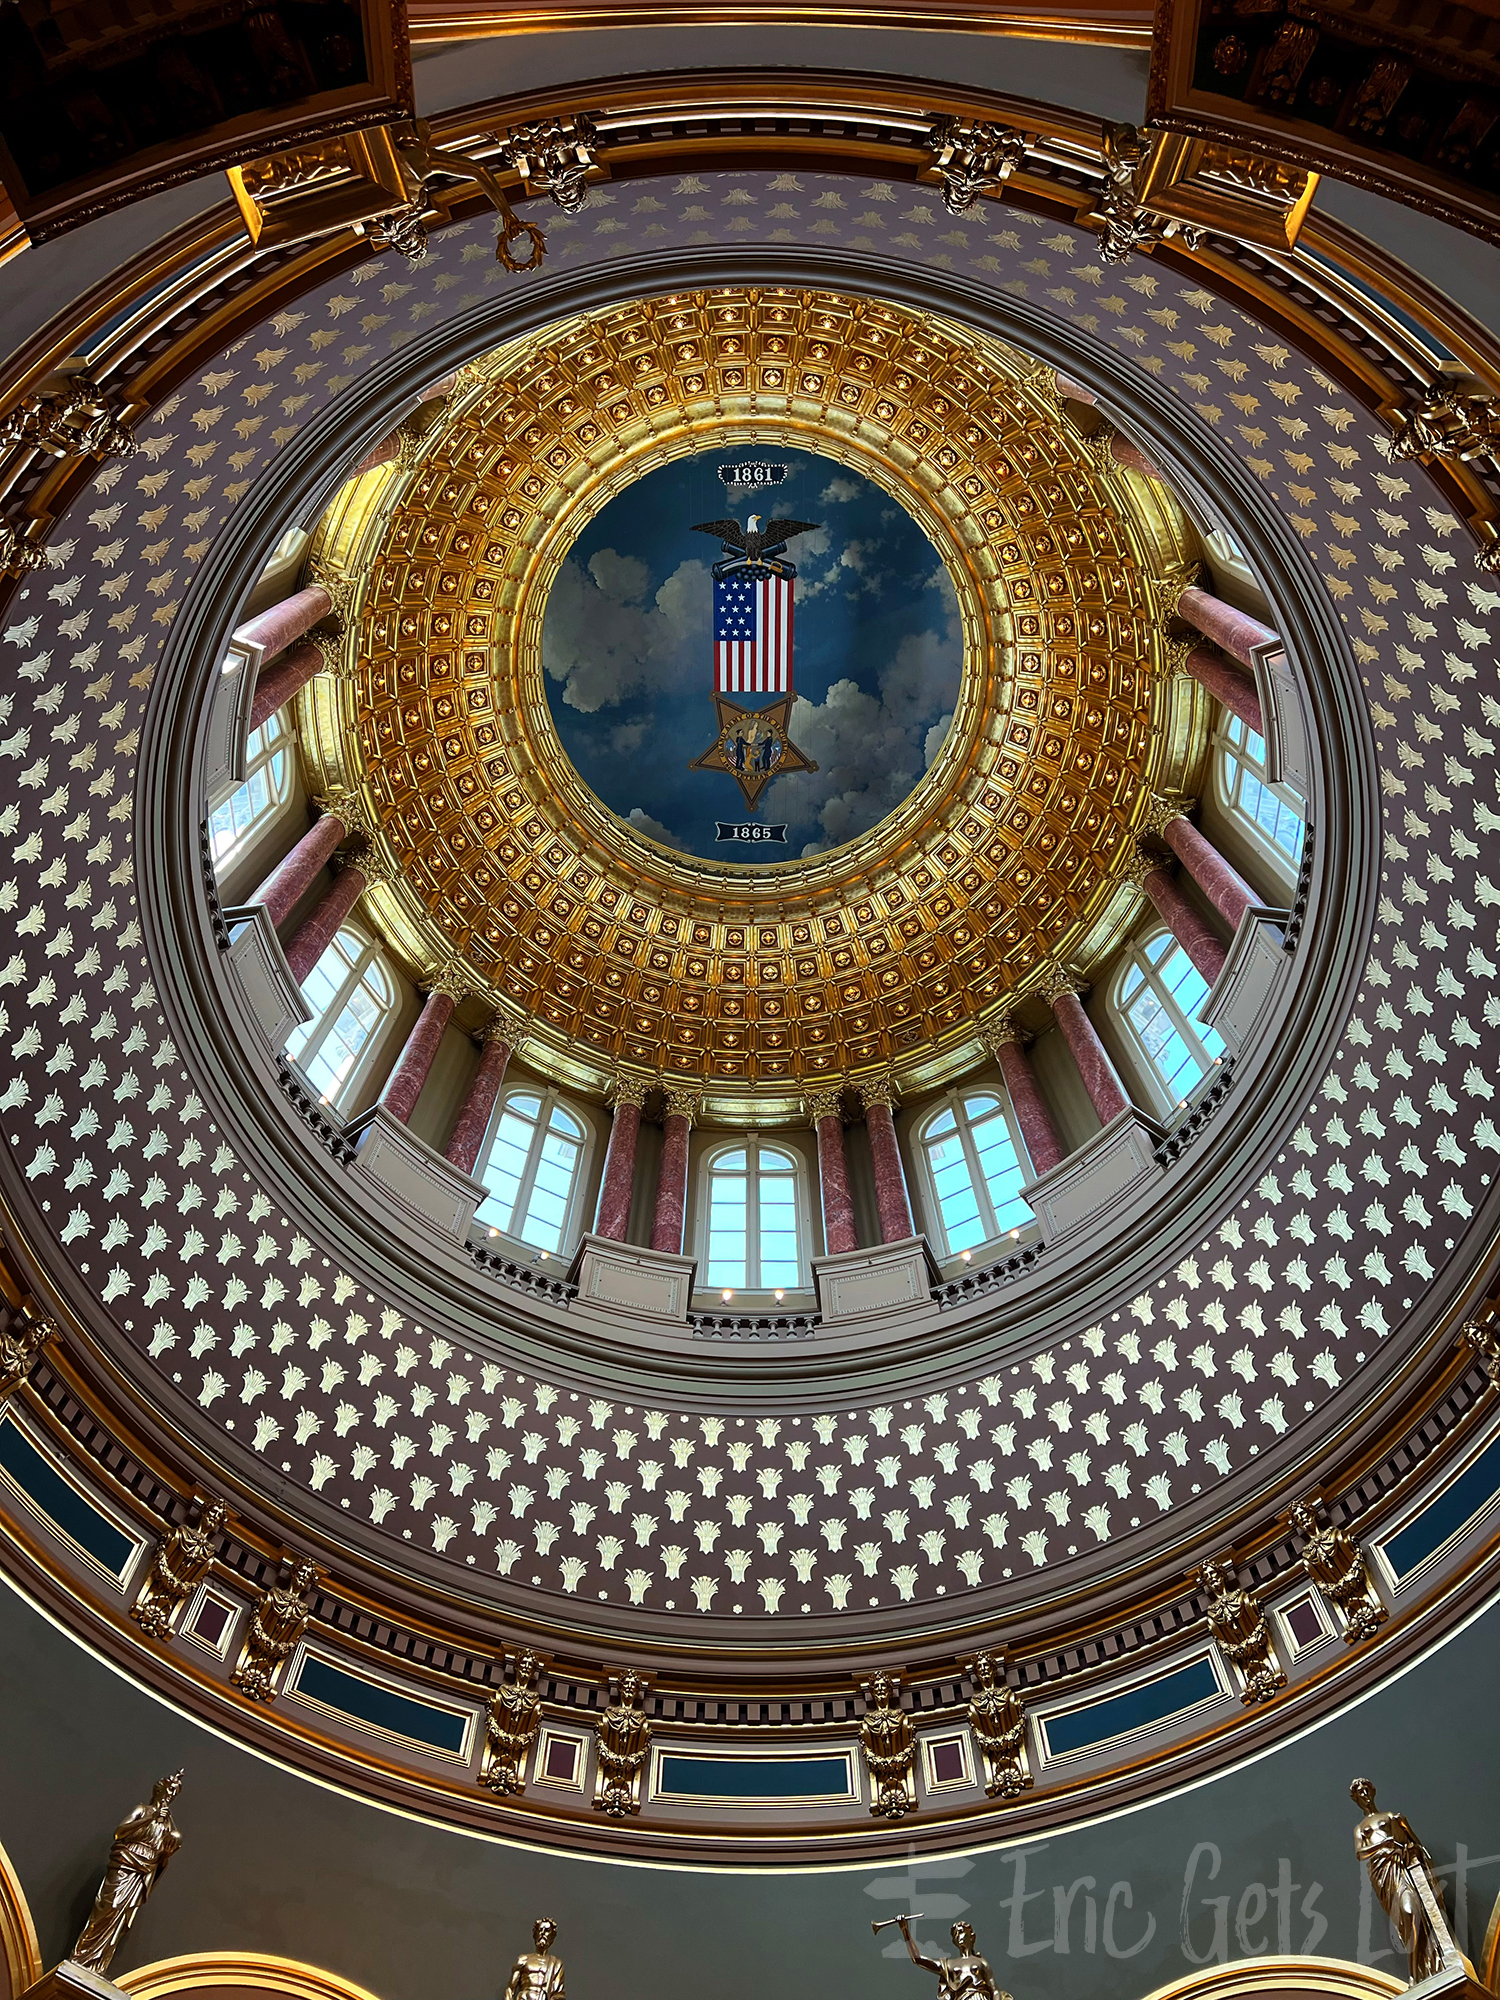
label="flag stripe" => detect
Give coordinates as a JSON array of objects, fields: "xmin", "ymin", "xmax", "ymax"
[{"xmin": 714, "ymin": 569, "xmax": 793, "ymax": 695}]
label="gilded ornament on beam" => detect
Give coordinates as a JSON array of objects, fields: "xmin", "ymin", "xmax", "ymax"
[{"xmin": 131, "ymin": 1497, "xmax": 227, "ymax": 1642}]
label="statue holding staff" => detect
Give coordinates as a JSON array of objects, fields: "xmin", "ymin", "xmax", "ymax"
[
  {"xmin": 1350, "ymin": 1778, "xmax": 1462, "ymax": 1985},
  {"xmin": 70, "ymin": 1771, "xmax": 184, "ymax": 1975}
]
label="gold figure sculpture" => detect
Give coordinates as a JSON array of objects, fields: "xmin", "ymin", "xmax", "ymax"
[
  {"xmin": 859, "ymin": 1671, "xmax": 917, "ymax": 1820},
  {"xmin": 70, "ymin": 1771, "xmax": 183, "ymax": 1975},
  {"xmin": 0, "ymin": 1313, "xmax": 54, "ymax": 1397},
  {"xmin": 1351, "ymin": 1779, "xmax": 1463, "ymax": 1984},
  {"xmin": 593, "ymin": 1669, "xmax": 651, "ymax": 1817},
  {"xmin": 132, "ymin": 1499, "xmax": 226, "ymax": 1641},
  {"xmin": 966, "ymin": 1650, "xmax": 1032, "ymax": 1799},
  {"xmin": 481, "ymin": 1650, "xmax": 544, "ymax": 1796},
  {"xmin": 231, "ymin": 1559, "xmax": 319, "ymax": 1703},
  {"xmin": 1197, "ymin": 1556, "xmax": 1286, "ymax": 1705},
  {"xmin": 1461, "ymin": 1320, "xmax": 1500, "ymax": 1390},
  {"xmin": 504, "ymin": 1920, "xmax": 565, "ymax": 2000},
  {"xmin": 1291, "ymin": 1501, "xmax": 1388, "ymax": 1644},
  {"xmin": 873, "ymin": 1915, "xmax": 1011, "ymax": 2000}
]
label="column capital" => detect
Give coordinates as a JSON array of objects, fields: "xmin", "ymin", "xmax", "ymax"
[
  {"xmin": 1145, "ymin": 561, "xmax": 1202, "ymax": 625},
  {"xmin": 608, "ymin": 1072, "xmax": 651, "ymax": 1110},
  {"xmin": 352, "ymin": 847, "xmax": 402, "ymax": 891},
  {"xmin": 315, "ymin": 785, "xmax": 377, "ymax": 842},
  {"xmin": 484, "ymin": 999, "xmax": 528, "ymax": 1050},
  {"xmin": 426, "ymin": 957, "xmax": 471, "ymax": 1005},
  {"xmin": 309, "ymin": 566, "xmax": 357, "ymax": 624},
  {"xmin": 1039, "ymin": 963, "xmax": 1084, "ymax": 1005},
  {"xmin": 980, "ymin": 1010, "xmax": 1025, "ymax": 1054},
  {"xmin": 1122, "ymin": 840, "xmax": 1164, "ymax": 889},
  {"xmin": 662, "ymin": 1085, "xmax": 700, "ymax": 1125},
  {"xmin": 1142, "ymin": 791, "xmax": 1193, "ymax": 840},
  {"xmin": 1158, "ymin": 632, "xmax": 1197, "ymax": 677},
  {"xmin": 858, "ymin": 1074, "xmax": 901, "ymax": 1113},
  {"xmin": 806, "ymin": 1087, "xmax": 845, "ymax": 1125}
]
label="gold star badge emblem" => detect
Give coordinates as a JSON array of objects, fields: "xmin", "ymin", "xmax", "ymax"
[{"xmin": 689, "ymin": 693, "xmax": 818, "ymax": 811}]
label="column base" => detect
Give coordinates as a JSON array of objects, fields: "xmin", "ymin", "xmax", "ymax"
[
  {"xmin": 347, "ymin": 1104, "xmax": 488, "ymax": 1239},
  {"xmin": 1198, "ymin": 905, "xmax": 1292, "ymax": 1051},
  {"xmin": 1021, "ymin": 1108, "xmax": 1165, "ymax": 1240},
  {"xmin": 222, "ymin": 903, "xmax": 311, "ymax": 1054},
  {"xmin": 567, "ymin": 1234, "xmax": 697, "ymax": 1322},
  {"xmin": 21, "ymin": 1966, "xmax": 130, "ymax": 2000},
  {"xmin": 811, "ymin": 1236, "xmax": 941, "ymax": 1322}
]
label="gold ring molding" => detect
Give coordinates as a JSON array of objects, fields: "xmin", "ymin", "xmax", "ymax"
[
  {"xmin": 119, "ymin": 1956, "xmax": 386, "ymax": 2000},
  {"xmin": 0, "ymin": 1837, "xmax": 41, "ymax": 2000},
  {"xmin": 301, "ymin": 285, "xmax": 1202, "ymax": 1110}
]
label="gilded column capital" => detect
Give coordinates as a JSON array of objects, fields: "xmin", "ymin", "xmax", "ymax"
[
  {"xmin": 1039, "ymin": 964, "xmax": 1084, "ymax": 1005},
  {"xmin": 427, "ymin": 958, "xmax": 471, "ymax": 1005},
  {"xmin": 309, "ymin": 567, "xmax": 357, "ymax": 623},
  {"xmin": 608, "ymin": 1073, "xmax": 651, "ymax": 1110},
  {"xmin": 662, "ymin": 1085, "xmax": 700, "ymax": 1125},
  {"xmin": 980, "ymin": 1011, "xmax": 1025, "ymax": 1055},
  {"xmin": 1159, "ymin": 632, "xmax": 1197, "ymax": 676},
  {"xmin": 353, "ymin": 848, "xmax": 403, "ymax": 891},
  {"xmin": 484, "ymin": 999, "xmax": 529, "ymax": 1050},
  {"xmin": 806, "ymin": 1087, "xmax": 845, "ymax": 1125},
  {"xmin": 1142, "ymin": 792, "xmax": 1193, "ymax": 839},
  {"xmin": 858, "ymin": 1074, "xmax": 901, "ymax": 1113},
  {"xmin": 315, "ymin": 785, "xmax": 377, "ymax": 842},
  {"xmin": 1122, "ymin": 841, "xmax": 1163, "ymax": 889},
  {"xmin": 1145, "ymin": 562, "xmax": 1202, "ymax": 624}
]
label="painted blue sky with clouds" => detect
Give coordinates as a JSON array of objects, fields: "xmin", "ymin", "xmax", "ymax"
[{"xmin": 539, "ymin": 446, "xmax": 961, "ymax": 862}]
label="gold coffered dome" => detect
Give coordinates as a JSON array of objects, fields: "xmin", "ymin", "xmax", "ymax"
[{"xmin": 301, "ymin": 287, "xmax": 1207, "ymax": 1114}]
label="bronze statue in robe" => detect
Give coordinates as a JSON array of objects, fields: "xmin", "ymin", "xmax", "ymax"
[
  {"xmin": 504, "ymin": 1919, "xmax": 565, "ymax": 2000},
  {"xmin": 481, "ymin": 1650, "xmax": 543, "ymax": 1795},
  {"xmin": 892, "ymin": 1918, "xmax": 1011, "ymax": 2000},
  {"xmin": 1351, "ymin": 1779, "xmax": 1460, "ymax": 1985},
  {"xmin": 860, "ymin": 1670, "xmax": 916, "ymax": 1820},
  {"xmin": 70, "ymin": 1771, "xmax": 183, "ymax": 1975},
  {"xmin": 1291, "ymin": 1502, "xmax": 1387, "ymax": 1643},
  {"xmin": 133, "ymin": 1499, "xmax": 226, "ymax": 1640},
  {"xmin": 1198, "ymin": 1556, "xmax": 1286, "ymax": 1704},
  {"xmin": 593, "ymin": 1669, "xmax": 650, "ymax": 1817},
  {"xmin": 967, "ymin": 1650, "xmax": 1031, "ymax": 1799},
  {"xmin": 231, "ymin": 1558, "xmax": 318, "ymax": 1703}
]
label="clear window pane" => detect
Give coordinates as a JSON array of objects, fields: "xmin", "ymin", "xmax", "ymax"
[
  {"xmin": 1122, "ymin": 934, "xmax": 1226, "ymax": 1105},
  {"xmin": 477, "ymin": 1092, "xmax": 586, "ymax": 1250},
  {"xmin": 209, "ymin": 714, "xmax": 290, "ymax": 865}
]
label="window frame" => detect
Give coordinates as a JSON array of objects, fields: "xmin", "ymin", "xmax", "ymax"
[
  {"xmin": 696, "ymin": 1135, "xmax": 812, "ymax": 1295},
  {"xmin": 208, "ymin": 709, "xmax": 293, "ymax": 871},
  {"xmin": 1210, "ymin": 710, "xmax": 1304, "ymax": 892},
  {"xmin": 1110, "ymin": 927, "xmax": 1227, "ymax": 1117},
  {"xmin": 914, "ymin": 1088, "xmax": 1036, "ymax": 1260},
  {"xmin": 475, "ymin": 1085, "xmax": 595, "ymax": 1258},
  {"xmin": 283, "ymin": 923, "xmax": 397, "ymax": 1112}
]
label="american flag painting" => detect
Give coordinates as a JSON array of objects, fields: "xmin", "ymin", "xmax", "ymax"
[{"xmin": 714, "ymin": 566, "xmax": 794, "ymax": 695}]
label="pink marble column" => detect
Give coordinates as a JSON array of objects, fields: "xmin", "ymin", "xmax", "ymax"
[
  {"xmin": 1160, "ymin": 812, "xmax": 1257, "ymax": 929},
  {"xmin": 285, "ymin": 859, "xmax": 368, "ymax": 985},
  {"xmin": 249, "ymin": 638, "xmax": 322, "ymax": 732},
  {"xmin": 1179, "ymin": 642, "xmax": 1263, "ymax": 734},
  {"xmin": 986, "ymin": 1025, "xmax": 1065, "ymax": 1176},
  {"xmin": 380, "ymin": 988, "xmax": 457, "ymax": 1124},
  {"xmin": 445, "ymin": 1027, "xmax": 513, "ymax": 1175},
  {"xmin": 594, "ymin": 1081, "xmax": 647, "ymax": 1241},
  {"xmin": 649, "ymin": 1093, "xmax": 696, "ymax": 1256},
  {"xmin": 350, "ymin": 432, "xmax": 403, "ymax": 478},
  {"xmin": 811, "ymin": 1093, "xmax": 858, "ymax": 1255},
  {"xmin": 1054, "ymin": 373, "xmax": 1096, "ymax": 405},
  {"xmin": 1109, "ymin": 431, "xmax": 1162, "ymax": 479},
  {"xmin": 860, "ymin": 1084, "xmax": 915, "ymax": 1244},
  {"xmin": 1177, "ymin": 585, "xmax": 1276, "ymax": 670},
  {"xmin": 1046, "ymin": 981, "xmax": 1131, "ymax": 1127},
  {"xmin": 1139, "ymin": 862, "xmax": 1227, "ymax": 986},
  {"xmin": 235, "ymin": 584, "xmax": 332, "ymax": 660},
  {"xmin": 251, "ymin": 810, "xmax": 346, "ymax": 931}
]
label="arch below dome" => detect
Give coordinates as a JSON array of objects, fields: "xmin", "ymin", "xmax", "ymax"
[{"xmin": 119, "ymin": 1954, "xmax": 387, "ymax": 2000}]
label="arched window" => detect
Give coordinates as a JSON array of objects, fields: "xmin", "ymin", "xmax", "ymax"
[
  {"xmin": 919, "ymin": 1092, "xmax": 1032, "ymax": 1255},
  {"xmin": 208, "ymin": 711, "xmax": 291, "ymax": 867},
  {"xmin": 705, "ymin": 1139, "xmax": 803, "ymax": 1292},
  {"xmin": 1215, "ymin": 712, "xmax": 1304, "ymax": 869},
  {"xmin": 284, "ymin": 925, "xmax": 394, "ymax": 1106},
  {"xmin": 477, "ymin": 1089, "xmax": 588, "ymax": 1254},
  {"xmin": 1115, "ymin": 931, "xmax": 1226, "ymax": 1108}
]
